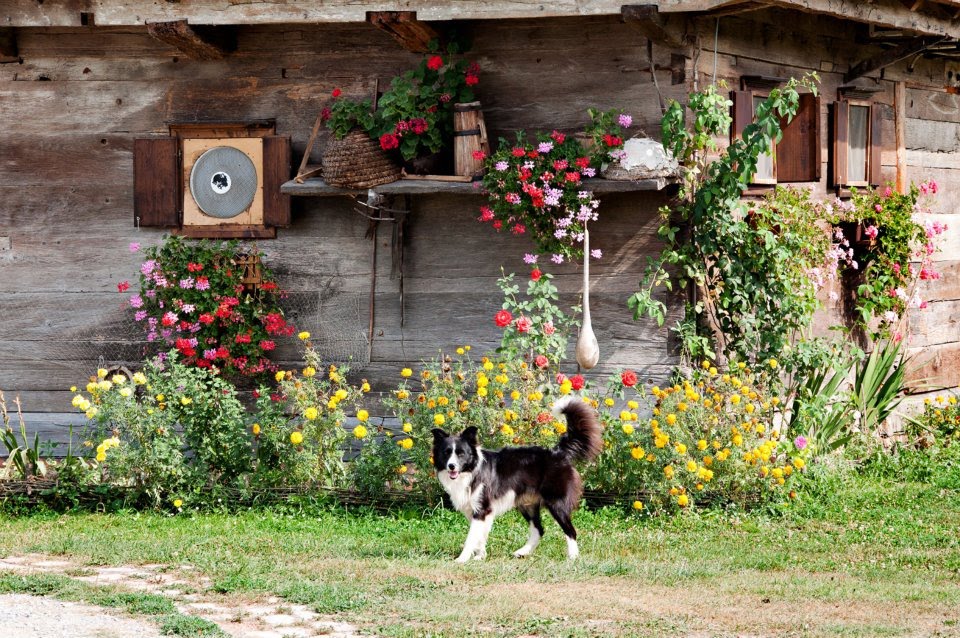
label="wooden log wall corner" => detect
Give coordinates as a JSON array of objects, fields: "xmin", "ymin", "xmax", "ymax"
[
  {"xmin": 0, "ymin": 28, "xmax": 18, "ymax": 63},
  {"xmin": 621, "ymin": 5, "xmax": 690, "ymax": 49},
  {"xmin": 366, "ymin": 11, "xmax": 441, "ymax": 53},
  {"xmin": 146, "ymin": 20, "xmax": 236, "ymax": 60}
]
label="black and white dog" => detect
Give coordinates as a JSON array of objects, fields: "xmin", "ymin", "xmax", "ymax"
[{"xmin": 431, "ymin": 395, "xmax": 602, "ymax": 562}]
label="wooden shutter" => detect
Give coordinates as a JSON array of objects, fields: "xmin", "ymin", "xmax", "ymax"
[
  {"xmin": 262, "ymin": 135, "xmax": 291, "ymax": 228},
  {"xmin": 869, "ymin": 103, "xmax": 883, "ymax": 187},
  {"xmin": 777, "ymin": 93, "xmax": 821, "ymax": 182},
  {"xmin": 133, "ymin": 137, "xmax": 180, "ymax": 227},
  {"xmin": 730, "ymin": 90, "xmax": 753, "ymax": 141},
  {"xmin": 832, "ymin": 100, "xmax": 849, "ymax": 188}
]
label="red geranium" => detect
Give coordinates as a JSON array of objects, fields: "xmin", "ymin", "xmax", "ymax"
[
  {"xmin": 117, "ymin": 281, "xmax": 130, "ymax": 293},
  {"xmin": 530, "ymin": 268, "xmax": 542, "ymax": 282},
  {"xmin": 535, "ymin": 355, "xmax": 549, "ymax": 368},
  {"xmin": 427, "ymin": 55, "xmax": 443, "ymax": 71},
  {"xmin": 621, "ymin": 370, "xmax": 638, "ymax": 387},
  {"xmin": 380, "ymin": 133, "xmax": 400, "ymax": 150},
  {"xmin": 570, "ymin": 374, "xmax": 585, "ymax": 390},
  {"xmin": 332, "ymin": 87, "xmax": 342, "ymax": 98}
]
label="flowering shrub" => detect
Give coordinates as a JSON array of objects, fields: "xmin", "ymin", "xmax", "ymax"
[
  {"xmin": 479, "ymin": 110, "xmax": 632, "ymax": 263},
  {"xmin": 271, "ymin": 336, "xmax": 369, "ymax": 487},
  {"xmin": 70, "ymin": 352, "xmax": 250, "ymax": 506},
  {"xmin": 126, "ymin": 237, "xmax": 294, "ymax": 379},
  {"xmin": 493, "ymin": 268, "xmax": 579, "ymax": 370},
  {"xmin": 586, "ymin": 359, "xmax": 810, "ymax": 512},
  {"xmin": 829, "ymin": 181, "xmax": 945, "ymax": 338},
  {"xmin": 908, "ymin": 393, "xmax": 960, "ymax": 447},
  {"xmin": 323, "ymin": 48, "xmax": 479, "ymax": 161}
]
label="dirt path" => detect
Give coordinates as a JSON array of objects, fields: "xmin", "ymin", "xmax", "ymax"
[{"xmin": 0, "ymin": 554, "xmax": 367, "ymax": 638}]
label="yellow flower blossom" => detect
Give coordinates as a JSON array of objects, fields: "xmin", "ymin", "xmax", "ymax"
[
  {"xmin": 133, "ymin": 372, "xmax": 147, "ymax": 385},
  {"xmin": 483, "ymin": 361, "xmax": 494, "ymax": 371},
  {"xmin": 252, "ymin": 423, "xmax": 261, "ymax": 436},
  {"xmin": 353, "ymin": 425, "xmax": 368, "ymax": 439},
  {"xmin": 663, "ymin": 465, "xmax": 675, "ymax": 479},
  {"xmin": 275, "ymin": 371, "xmax": 286, "ymax": 382},
  {"xmin": 400, "ymin": 368, "xmax": 412, "ymax": 378},
  {"xmin": 675, "ymin": 443, "xmax": 687, "ymax": 455},
  {"xmin": 730, "ymin": 394, "xmax": 741, "ymax": 405},
  {"xmin": 677, "ymin": 494, "xmax": 689, "ymax": 507},
  {"xmin": 290, "ymin": 431, "xmax": 304, "ymax": 445},
  {"xmin": 686, "ymin": 460, "xmax": 697, "ymax": 472},
  {"xmin": 622, "ymin": 423, "xmax": 634, "ymax": 435},
  {"xmin": 356, "ymin": 409, "xmax": 369, "ymax": 422},
  {"xmin": 631, "ymin": 446, "xmax": 645, "ymax": 460},
  {"xmin": 397, "ymin": 465, "xmax": 408, "ymax": 474},
  {"xmin": 733, "ymin": 433, "xmax": 744, "ymax": 446},
  {"xmin": 97, "ymin": 368, "xmax": 108, "ymax": 379},
  {"xmin": 173, "ymin": 499, "xmax": 183, "ymax": 508},
  {"xmin": 477, "ymin": 387, "xmax": 488, "ymax": 397},
  {"xmin": 180, "ymin": 396, "xmax": 192, "ymax": 406},
  {"xmin": 627, "ymin": 400, "xmax": 639, "ymax": 410},
  {"xmin": 633, "ymin": 500, "xmax": 644, "ymax": 511},
  {"xmin": 511, "ymin": 390, "xmax": 521, "ymax": 401},
  {"xmin": 304, "ymin": 407, "xmax": 319, "ymax": 421},
  {"xmin": 501, "ymin": 424, "xmax": 515, "ymax": 436},
  {"xmin": 666, "ymin": 413, "xmax": 677, "ymax": 425},
  {"xmin": 433, "ymin": 413, "xmax": 445, "ymax": 426},
  {"xmin": 298, "ymin": 331, "xmax": 311, "ymax": 340},
  {"xmin": 793, "ymin": 457, "xmax": 805, "ymax": 469},
  {"xmin": 400, "ymin": 438, "xmax": 414, "ymax": 450},
  {"xmin": 768, "ymin": 358, "xmax": 778, "ymax": 369},
  {"xmin": 119, "ymin": 387, "xmax": 133, "ymax": 398}
]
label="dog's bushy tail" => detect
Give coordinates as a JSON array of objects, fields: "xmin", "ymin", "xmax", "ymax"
[{"xmin": 552, "ymin": 396, "xmax": 603, "ymax": 463}]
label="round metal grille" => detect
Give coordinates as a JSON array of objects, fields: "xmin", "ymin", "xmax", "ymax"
[{"xmin": 189, "ymin": 146, "xmax": 258, "ymax": 218}]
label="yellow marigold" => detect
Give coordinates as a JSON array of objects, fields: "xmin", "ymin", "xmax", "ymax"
[
  {"xmin": 622, "ymin": 423, "xmax": 634, "ymax": 435},
  {"xmin": 793, "ymin": 457, "xmax": 806, "ymax": 470},
  {"xmin": 675, "ymin": 442, "xmax": 687, "ymax": 455},
  {"xmin": 709, "ymin": 366, "xmax": 718, "ymax": 375},
  {"xmin": 511, "ymin": 390, "xmax": 521, "ymax": 401},
  {"xmin": 356, "ymin": 409, "xmax": 369, "ymax": 422},
  {"xmin": 663, "ymin": 465, "xmax": 675, "ymax": 478},
  {"xmin": 696, "ymin": 439, "xmax": 708, "ymax": 451},
  {"xmin": 400, "ymin": 438, "xmax": 414, "ymax": 450},
  {"xmin": 97, "ymin": 368, "xmax": 108, "ymax": 379},
  {"xmin": 275, "ymin": 371, "xmax": 286, "ymax": 382},
  {"xmin": 655, "ymin": 434, "xmax": 669, "ymax": 448},
  {"xmin": 652, "ymin": 386, "xmax": 662, "ymax": 397},
  {"xmin": 730, "ymin": 394, "xmax": 741, "ymax": 405},
  {"xmin": 604, "ymin": 397, "xmax": 615, "ymax": 407},
  {"xmin": 630, "ymin": 446, "xmax": 645, "ymax": 460},
  {"xmin": 397, "ymin": 465, "xmax": 408, "ymax": 474},
  {"xmin": 756, "ymin": 423, "xmax": 766, "ymax": 434},
  {"xmin": 476, "ymin": 376, "xmax": 489, "ymax": 388},
  {"xmin": 433, "ymin": 413, "xmax": 445, "ymax": 426},
  {"xmin": 784, "ymin": 464, "xmax": 793, "ymax": 476},
  {"xmin": 619, "ymin": 410, "xmax": 632, "ymax": 421},
  {"xmin": 400, "ymin": 422, "xmax": 412, "ymax": 434},
  {"xmin": 652, "ymin": 407, "xmax": 660, "ymax": 416},
  {"xmin": 302, "ymin": 366, "xmax": 316, "ymax": 378},
  {"xmin": 132, "ymin": 372, "xmax": 147, "ymax": 385},
  {"xmin": 649, "ymin": 419, "xmax": 659, "ymax": 429},
  {"xmin": 703, "ymin": 455, "xmax": 713, "ymax": 467},
  {"xmin": 111, "ymin": 374, "xmax": 127, "ymax": 385},
  {"xmin": 119, "ymin": 387, "xmax": 133, "ymax": 398},
  {"xmin": 733, "ymin": 433, "xmax": 744, "ymax": 447},
  {"xmin": 686, "ymin": 460, "xmax": 698, "ymax": 472},
  {"xmin": 290, "ymin": 431, "xmax": 304, "ymax": 445},
  {"xmin": 768, "ymin": 358, "xmax": 778, "ymax": 369},
  {"xmin": 632, "ymin": 500, "xmax": 644, "ymax": 511},
  {"xmin": 304, "ymin": 407, "xmax": 319, "ymax": 421},
  {"xmin": 501, "ymin": 424, "xmax": 515, "ymax": 436},
  {"xmin": 771, "ymin": 397, "xmax": 780, "ymax": 406},
  {"xmin": 98, "ymin": 380, "xmax": 113, "ymax": 391},
  {"xmin": 353, "ymin": 425, "xmax": 368, "ymax": 439},
  {"xmin": 772, "ymin": 467, "xmax": 784, "ymax": 479},
  {"xmin": 554, "ymin": 421, "xmax": 567, "ymax": 435},
  {"xmin": 252, "ymin": 423, "xmax": 261, "ymax": 436},
  {"xmin": 760, "ymin": 465, "xmax": 770, "ymax": 477},
  {"xmin": 627, "ymin": 400, "xmax": 639, "ymax": 410},
  {"xmin": 677, "ymin": 494, "xmax": 689, "ymax": 507},
  {"xmin": 477, "ymin": 387, "xmax": 488, "ymax": 397},
  {"xmin": 298, "ymin": 331, "xmax": 310, "ymax": 340},
  {"xmin": 361, "ymin": 382, "xmax": 370, "ymax": 393},
  {"xmin": 745, "ymin": 403, "xmax": 755, "ymax": 414},
  {"xmin": 483, "ymin": 361, "xmax": 494, "ymax": 371},
  {"xmin": 456, "ymin": 347, "xmax": 465, "ymax": 355},
  {"xmin": 180, "ymin": 396, "xmax": 192, "ymax": 406},
  {"xmin": 666, "ymin": 413, "xmax": 677, "ymax": 425},
  {"xmin": 173, "ymin": 499, "xmax": 183, "ymax": 508},
  {"xmin": 559, "ymin": 380, "xmax": 572, "ymax": 395},
  {"xmin": 400, "ymin": 368, "xmax": 412, "ymax": 378},
  {"xmin": 86, "ymin": 382, "xmax": 97, "ymax": 393}
]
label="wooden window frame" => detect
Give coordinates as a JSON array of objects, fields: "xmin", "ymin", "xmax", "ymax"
[
  {"xmin": 731, "ymin": 83, "xmax": 820, "ymax": 188},
  {"xmin": 832, "ymin": 97, "xmax": 882, "ymax": 191}
]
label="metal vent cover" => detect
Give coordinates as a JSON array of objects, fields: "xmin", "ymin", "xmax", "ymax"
[{"xmin": 189, "ymin": 146, "xmax": 258, "ymax": 219}]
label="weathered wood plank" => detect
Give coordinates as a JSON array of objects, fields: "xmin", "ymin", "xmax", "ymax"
[
  {"xmin": 908, "ymin": 299, "xmax": 960, "ymax": 348},
  {"xmin": 906, "ymin": 341, "xmax": 960, "ymax": 392},
  {"xmin": 760, "ymin": 0, "xmax": 960, "ymax": 39}
]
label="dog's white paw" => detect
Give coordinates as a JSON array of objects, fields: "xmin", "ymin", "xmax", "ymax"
[
  {"xmin": 513, "ymin": 547, "xmax": 533, "ymax": 558},
  {"xmin": 454, "ymin": 555, "xmax": 471, "ymax": 563}
]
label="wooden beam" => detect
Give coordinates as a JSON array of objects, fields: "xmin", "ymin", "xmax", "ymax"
[
  {"xmin": 145, "ymin": 20, "xmax": 235, "ymax": 60},
  {"xmin": 656, "ymin": 0, "xmax": 753, "ymax": 11},
  {"xmin": 0, "ymin": 27, "xmax": 18, "ymax": 64},
  {"xmin": 622, "ymin": 5, "xmax": 691, "ymax": 48},
  {"xmin": 367, "ymin": 11, "xmax": 440, "ymax": 53},
  {"xmin": 758, "ymin": 0, "xmax": 960, "ymax": 38},
  {"xmin": 895, "ymin": 80, "xmax": 907, "ymax": 193},
  {"xmin": 845, "ymin": 36, "xmax": 949, "ymax": 82}
]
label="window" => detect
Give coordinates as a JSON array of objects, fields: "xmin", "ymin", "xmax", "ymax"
[
  {"xmin": 832, "ymin": 98, "xmax": 883, "ymax": 189},
  {"xmin": 731, "ymin": 85, "xmax": 821, "ymax": 186}
]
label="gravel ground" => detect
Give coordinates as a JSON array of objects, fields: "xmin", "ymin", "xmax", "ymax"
[{"xmin": 0, "ymin": 593, "xmax": 165, "ymax": 638}]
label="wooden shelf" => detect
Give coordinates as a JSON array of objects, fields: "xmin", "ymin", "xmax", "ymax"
[{"xmin": 281, "ymin": 176, "xmax": 676, "ymax": 197}]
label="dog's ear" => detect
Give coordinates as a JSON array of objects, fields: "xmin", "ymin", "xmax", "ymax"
[
  {"xmin": 461, "ymin": 426, "xmax": 479, "ymax": 447},
  {"xmin": 431, "ymin": 428, "xmax": 449, "ymax": 441}
]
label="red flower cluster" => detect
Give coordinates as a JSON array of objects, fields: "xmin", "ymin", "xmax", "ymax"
[
  {"xmin": 427, "ymin": 55, "xmax": 444, "ymax": 71},
  {"xmin": 380, "ymin": 133, "xmax": 400, "ymax": 151},
  {"xmin": 621, "ymin": 370, "xmax": 638, "ymax": 387},
  {"xmin": 494, "ymin": 310, "xmax": 513, "ymax": 328}
]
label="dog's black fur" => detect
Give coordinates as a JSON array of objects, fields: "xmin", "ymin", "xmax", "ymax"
[{"xmin": 431, "ymin": 396, "xmax": 602, "ymax": 561}]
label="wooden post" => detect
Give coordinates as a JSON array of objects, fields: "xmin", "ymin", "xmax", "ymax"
[{"xmin": 895, "ymin": 80, "xmax": 907, "ymax": 193}]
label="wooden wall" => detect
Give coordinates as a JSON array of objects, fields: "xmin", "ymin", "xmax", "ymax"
[
  {"xmin": 3, "ymin": 8, "xmax": 960, "ymax": 447},
  {"xmin": 0, "ymin": 16, "xmax": 684, "ymax": 442}
]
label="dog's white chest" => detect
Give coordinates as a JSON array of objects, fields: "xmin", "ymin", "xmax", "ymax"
[{"xmin": 440, "ymin": 472, "xmax": 481, "ymax": 516}]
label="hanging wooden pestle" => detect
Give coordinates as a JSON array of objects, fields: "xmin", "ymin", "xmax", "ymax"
[{"xmin": 575, "ymin": 221, "xmax": 599, "ymax": 369}]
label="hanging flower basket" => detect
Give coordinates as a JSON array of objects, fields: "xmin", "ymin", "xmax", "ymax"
[{"xmin": 322, "ymin": 129, "xmax": 401, "ymax": 189}]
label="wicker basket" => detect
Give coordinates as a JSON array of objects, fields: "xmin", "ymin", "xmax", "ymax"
[{"xmin": 322, "ymin": 129, "xmax": 401, "ymax": 189}]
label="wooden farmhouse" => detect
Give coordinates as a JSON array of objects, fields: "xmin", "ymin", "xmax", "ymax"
[{"xmin": 2, "ymin": 0, "xmax": 960, "ymax": 440}]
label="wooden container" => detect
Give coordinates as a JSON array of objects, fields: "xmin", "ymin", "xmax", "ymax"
[
  {"xmin": 453, "ymin": 101, "xmax": 489, "ymax": 178},
  {"xmin": 322, "ymin": 129, "xmax": 401, "ymax": 189}
]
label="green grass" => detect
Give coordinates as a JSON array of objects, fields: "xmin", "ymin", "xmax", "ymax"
[{"xmin": 1, "ymin": 470, "xmax": 959, "ymax": 637}]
